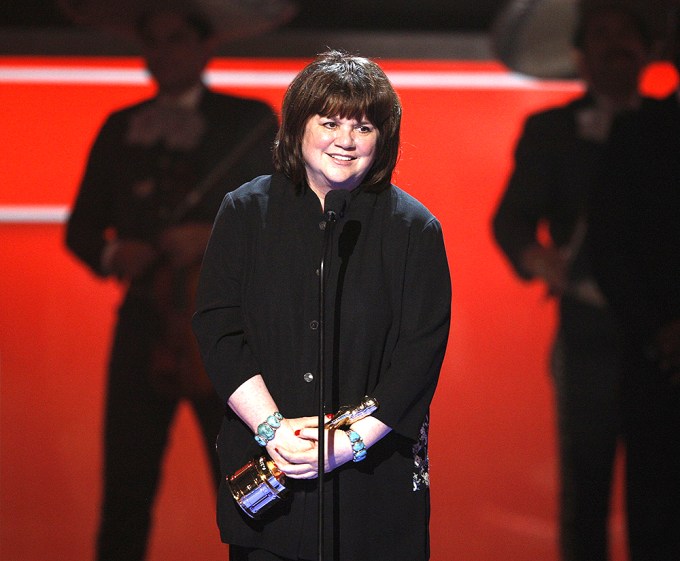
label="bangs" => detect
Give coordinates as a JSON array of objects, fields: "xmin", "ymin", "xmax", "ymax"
[
  {"xmin": 274, "ymin": 49, "xmax": 401, "ymax": 191},
  {"xmin": 316, "ymin": 92, "xmax": 371, "ymax": 122},
  {"xmin": 310, "ymin": 70, "xmax": 393, "ymax": 127}
]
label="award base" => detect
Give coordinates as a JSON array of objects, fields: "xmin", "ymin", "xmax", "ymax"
[{"xmin": 228, "ymin": 455, "xmax": 288, "ymax": 519}]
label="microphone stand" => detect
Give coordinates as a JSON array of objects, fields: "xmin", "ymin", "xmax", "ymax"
[{"xmin": 317, "ymin": 204, "xmax": 338, "ymax": 561}]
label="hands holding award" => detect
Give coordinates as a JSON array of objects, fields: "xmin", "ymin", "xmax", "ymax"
[{"xmin": 228, "ymin": 395, "xmax": 380, "ymax": 518}]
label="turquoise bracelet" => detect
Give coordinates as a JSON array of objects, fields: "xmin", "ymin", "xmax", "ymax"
[
  {"xmin": 254, "ymin": 412, "xmax": 283, "ymax": 447},
  {"xmin": 343, "ymin": 428, "xmax": 367, "ymax": 462}
]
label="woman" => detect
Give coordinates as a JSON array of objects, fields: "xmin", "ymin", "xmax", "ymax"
[{"xmin": 193, "ymin": 50, "xmax": 451, "ymax": 561}]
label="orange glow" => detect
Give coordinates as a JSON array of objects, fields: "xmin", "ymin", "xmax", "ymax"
[{"xmin": 640, "ymin": 60, "xmax": 679, "ymax": 98}]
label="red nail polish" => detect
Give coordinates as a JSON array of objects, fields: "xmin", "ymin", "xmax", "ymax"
[
  {"xmin": 295, "ymin": 429, "xmax": 301, "ymax": 436},
  {"xmin": 326, "ymin": 414, "xmax": 333, "ymax": 420}
]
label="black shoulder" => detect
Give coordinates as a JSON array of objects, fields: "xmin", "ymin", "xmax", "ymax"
[
  {"xmin": 103, "ymin": 97, "xmax": 154, "ymax": 123},
  {"xmin": 227, "ymin": 174, "xmax": 274, "ymax": 202},
  {"xmin": 202, "ymin": 89, "xmax": 276, "ymax": 117},
  {"xmin": 522, "ymin": 95, "xmax": 586, "ymax": 130},
  {"xmin": 384, "ymin": 185, "xmax": 440, "ymax": 229}
]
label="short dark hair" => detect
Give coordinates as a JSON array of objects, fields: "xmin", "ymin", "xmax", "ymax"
[
  {"xmin": 572, "ymin": 2, "xmax": 652, "ymax": 51},
  {"xmin": 273, "ymin": 50, "xmax": 402, "ymax": 192}
]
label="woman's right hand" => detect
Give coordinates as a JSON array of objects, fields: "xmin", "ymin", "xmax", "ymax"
[
  {"xmin": 225, "ymin": 376, "xmax": 329, "ymax": 477},
  {"xmin": 266, "ymin": 416, "xmax": 320, "ymax": 479}
]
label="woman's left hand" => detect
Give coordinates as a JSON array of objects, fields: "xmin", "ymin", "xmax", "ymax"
[
  {"xmin": 275, "ymin": 415, "xmax": 391, "ymax": 478},
  {"xmin": 274, "ymin": 423, "xmax": 354, "ymax": 478}
]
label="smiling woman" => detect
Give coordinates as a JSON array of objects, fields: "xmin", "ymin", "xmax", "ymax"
[
  {"xmin": 192, "ymin": 50, "xmax": 452, "ymax": 561},
  {"xmin": 272, "ymin": 50, "xmax": 402, "ymax": 196},
  {"xmin": 301, "ymin": 115, "xmax": 378, "ymax": 200}
]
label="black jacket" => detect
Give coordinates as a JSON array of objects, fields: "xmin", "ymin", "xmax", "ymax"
[
  {"xmin": 588, "ymin": 94, "xmax": 680, "ymax": 344},
  {"xmin": 193, "ymin": 173, "xmax": 451, "ymax": 560}
]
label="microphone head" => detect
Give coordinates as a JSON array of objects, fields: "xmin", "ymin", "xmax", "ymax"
[{"xmin": 324, "ymin": 189, "xmax": 352, "ymax": 219}]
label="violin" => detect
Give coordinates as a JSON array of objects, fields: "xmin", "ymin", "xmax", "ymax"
[{"xmin": 149, "ymin": 260, "xmax": 215, "ymax": 400}]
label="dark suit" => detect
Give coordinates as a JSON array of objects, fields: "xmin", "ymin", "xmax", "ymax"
[
  {"xmin": 66, "ymin": 87, "xmax": 278, "ymax": 561},
  {"xmin": 493, "ymin": 93, "xmax": 657, "ymax": 561},
  {"xmin": 588, "ymin": 93, "xmax": 680, "ymax": 561}
]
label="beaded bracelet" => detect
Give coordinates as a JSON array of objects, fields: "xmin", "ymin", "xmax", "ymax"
[
  {"xmin": 343, "ymin": 428, "xmax": 367, "ymax": 462},
  {"xmin": 254, "ymin": 412, "xmax": 283, "ymax": 447}
]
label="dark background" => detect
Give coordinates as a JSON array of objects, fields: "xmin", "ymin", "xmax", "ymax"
[
  {"xmin": 1, "ymin": 0, "xmax": 507, "ymax": 31},
  {"xmin": 0, "ymin": 0, "xmax": 509, "ymax": 58},
  {"xmin": 0, "ymin": 1, "xmax": 673, "ymax": 63}
]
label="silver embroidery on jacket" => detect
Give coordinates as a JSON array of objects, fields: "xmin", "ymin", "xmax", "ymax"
[{"xmin": 413, "ymin": 414, "xmax": 430, "ymax": 491}]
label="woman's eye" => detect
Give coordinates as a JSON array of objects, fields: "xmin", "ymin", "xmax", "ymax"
[{"xmin": 322, "ymin": 121, "xmax": 337, "ymax": 129}]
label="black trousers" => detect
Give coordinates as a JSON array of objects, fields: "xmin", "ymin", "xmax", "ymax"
[
  {"xmin": 96, "ymin": 300, "xmax": 224, "ymax": 561},
  {"xmin": 622, "ymin": 351, "xmax": 680, "ymax": 561},
  {"xmin": 552, "ymin": 298, "xmax": 623, "ymax": 561},
  {"xmin": 553, "ymin": 298, "xmax": 680, "ymax": 561}
]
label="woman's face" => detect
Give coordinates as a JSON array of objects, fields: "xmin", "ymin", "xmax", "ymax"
[{"xmin": 301, "ymin": 114, "xmax": 378, "ymax": 197}]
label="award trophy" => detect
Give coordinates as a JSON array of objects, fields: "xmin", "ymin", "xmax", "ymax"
[{"xmin": 227, "ymin": 396, "xmax": 379, "ymax": 518}]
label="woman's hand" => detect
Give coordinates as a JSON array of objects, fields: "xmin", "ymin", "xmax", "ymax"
[
  {"xmin": 226, "ymin": 376, "xmax": 391, "ymax": 478},
  {"xmin": 273, "ymin": 415, "xmax": 391, "ymax": 478},
  {"xmin": 227, "ymin": 377, "xmax": 319, "ymax": 476},
  {"xmin": 273, "ymin": 421, "xmax": 354, "ymax": 479},
  {"xmin": 263, "ymin": 417, "xmax": 316, "ymax": 478}
]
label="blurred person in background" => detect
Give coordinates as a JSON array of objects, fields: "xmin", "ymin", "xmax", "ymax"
[
  {"xmin": 587, "ymin": 3, "xmax": 680, "ymax": 559},
  {"xmin": 64, "ymin": 3, "xmax": 284, "ymax": 559},
  {"xmin": 492, "ymin": 3, "xmax": 655, "ymax": 560}
]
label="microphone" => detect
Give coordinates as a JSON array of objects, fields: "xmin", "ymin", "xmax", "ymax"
[
  {"xmin": 323, "ymin": 189, "xmax": 351, "ymax": 223},
  {"xmin": 317, "ymin": 187, "xmax": 350, "ymax": 561}
]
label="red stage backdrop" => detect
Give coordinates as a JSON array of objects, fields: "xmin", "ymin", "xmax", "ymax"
[{"xmin": 0, "ymin": 56, "xmax": 676, "ymax": 561}]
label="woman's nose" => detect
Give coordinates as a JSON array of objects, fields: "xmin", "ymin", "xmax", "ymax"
[{"xmin": 334, "ymin": 126, "xmax": 355, "ymax": 148}]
